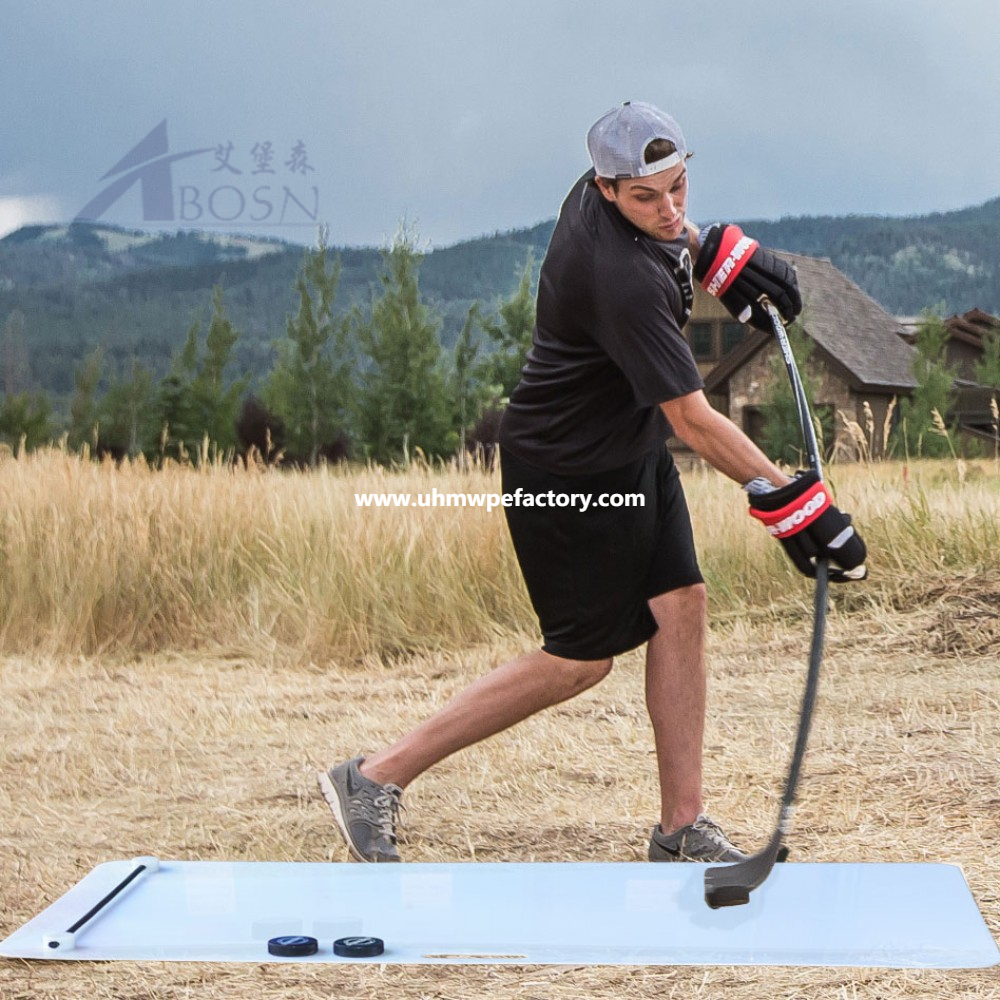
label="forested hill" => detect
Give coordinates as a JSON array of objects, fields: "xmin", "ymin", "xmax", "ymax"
[
  {"xmin": 740, "ymin": 196, "xmax": 1000, "ymax": 318},
  {"xmin": 0, "ymin": 222, "xmax": 551, "ymax": 397},
  {"xmin": 1, "ymin": 195, "xmax": 998, "ymax": 398}
]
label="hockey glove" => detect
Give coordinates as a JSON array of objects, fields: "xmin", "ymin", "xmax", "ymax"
[
  {"xmin": 693, "ymin": 224, "xmax": 802, "ymax": 331},
  {"xmin": 747, "ymin": 471, "xmax": 868, "ymax": 582}
]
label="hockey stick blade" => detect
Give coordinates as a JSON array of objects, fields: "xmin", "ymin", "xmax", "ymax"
[{"xmin": 704, "ymin": 829, "xmax": 785, "ymax": 908}]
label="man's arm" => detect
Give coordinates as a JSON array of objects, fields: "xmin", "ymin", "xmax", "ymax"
[
  {"xmin": 661, "ymin": 389, "xmax": 790, "ymax": 487},
  {"xmin": 664, "ymin": 380, "xmax": 868, "ymax": 582}
]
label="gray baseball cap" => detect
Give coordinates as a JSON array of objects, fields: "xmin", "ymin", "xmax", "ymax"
[{"xmin": 586, "ymin": 101, "xmax": 688, "ymax": 179}]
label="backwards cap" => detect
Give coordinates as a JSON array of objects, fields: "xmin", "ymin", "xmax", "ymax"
[{"xmin": 586, "ymin": 101, "xmax": 687, "ymax": 180}]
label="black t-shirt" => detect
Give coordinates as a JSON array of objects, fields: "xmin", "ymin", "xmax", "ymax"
[{"xmin": 499, "ymin": 171, "xmax": 704, "ymax": 475}]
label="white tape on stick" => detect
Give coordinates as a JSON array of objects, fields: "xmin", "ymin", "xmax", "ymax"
[{"xmin": 1, "ymin": 860, "xmax": 997, "ymax": 967}]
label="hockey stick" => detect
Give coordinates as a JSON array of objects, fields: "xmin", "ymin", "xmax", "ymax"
[{"xmin": 704, "ymin": 299, "xmax": 829, "ymax": 909}]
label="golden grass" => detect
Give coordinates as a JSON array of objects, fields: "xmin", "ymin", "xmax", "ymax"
[
  {"xmin": 0, "ymin": 449, "xmax": 997, "ymax": 662},
  {"xmin": 0, "ymin": 451, "xmax": 998, "ymax": 996},
  {"xmin": 0, "ymin": 450, "xmax": 531, "ymax": 662}
]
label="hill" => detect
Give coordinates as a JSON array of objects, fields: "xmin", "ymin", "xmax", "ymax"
[
  {"xmin": 1, "ymin": 196, "xmax": 998, "ymax": 400},
  {"xmin": 0, "ymin": 222, "xmax": 549, "ymax": 399},
  {"xmin": 741, "ymin": 196, "xmax": 1000, "ymax": 317}
]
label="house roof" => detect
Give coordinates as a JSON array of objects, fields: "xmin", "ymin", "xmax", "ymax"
[
  {"xmin": 944, "ymin": 307, "xmax": 1000, "ymax": 348},
  {"xmin": 706, "ymin": 252, "xmax": 918, "ymax": 394}
]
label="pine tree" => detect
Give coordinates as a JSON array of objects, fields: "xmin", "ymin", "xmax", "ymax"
[
  {"xmin": 451, "ymin": 306, "xmax": 481, "ymax": 464},
  {"xmin": 157, "ymin": 321, "xmax": 200, "ymax": 457},
  {"xmin": 69, "ymin": 347, "xmax": 105, "ymax": 451},
  {"xmin": 477, "ymin": 255, "xmax": 536, "ymax": 401},
  {"xmin": 760, "ymin": 322, "xmax": 832, "ymax": 465},
  {"xmin": 0, "ymin": 393, "xmax": 53, "ymax": 451},
  {"xmin": 158, "ymin": 287, "xmax": 247, "ymax": 459},
  {"xmin": 894, "ymin": 311, "xmax": 956, "ymax": 458},
  {"xmin": 1, "ymin": 310, "xmax": 31, "ymax": 397},
  {"xmin": 192, "ymin": 286, "xmax": 247, "ymax": 453},
  {"xmin": 264, "ymin": 237, "xmax": 353, "ymax": 465},
  {"xmin": 973, "ymin": 321, "xmax": 1000, "ymax": 389},
  {"xmin": 98, "ymin": 358, "xmax": 155, "ymax": 458},
  {"xmin": 355, "ymin": 227, "xmax": 453, "ymax": 464}
]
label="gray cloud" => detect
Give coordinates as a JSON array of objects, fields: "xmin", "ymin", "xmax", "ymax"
[{"xmin": 1, "ymin": 0, "xmax": 997, "ymax": 244}]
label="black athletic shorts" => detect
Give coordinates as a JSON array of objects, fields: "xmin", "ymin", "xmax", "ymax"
[{"xmin": 500, "ymin": 444, "xmax": 703, "ymax": 660}]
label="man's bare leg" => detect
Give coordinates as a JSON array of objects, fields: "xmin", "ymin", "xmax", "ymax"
[
  {"xmin": 360, "ymin": 649, "xmax": 613, "ymax": 789},
  {"xmin": 645, "ymin": 583, "xmax": 708, "ymax": 834}
]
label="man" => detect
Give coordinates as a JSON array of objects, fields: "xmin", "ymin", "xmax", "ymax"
[{"xmin": 319, "ymin": 101, "xmax": 866, "ymax": 864}]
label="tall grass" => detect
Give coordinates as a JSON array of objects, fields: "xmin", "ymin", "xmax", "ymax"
[{"xmin": 0, "ymin": 447, "xmax": 997, "ymax": 662}]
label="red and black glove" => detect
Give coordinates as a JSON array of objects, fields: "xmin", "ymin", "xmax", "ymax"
[
  {"xmin": 748, "ymin": 471, "xmax": 867, "ymax": 582},
  {"xmin": 693, "ymin": 224, "xmax": 802, "ymax": 331}
]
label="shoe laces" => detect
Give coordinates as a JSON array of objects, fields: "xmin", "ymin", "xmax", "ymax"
[
  {"xmin": 691, "ymin": 814, "xmax": 736, "ymax": 851},
  {"xmin": 351, "ymin": 782, "xmax": 404, "ymax": 842}
]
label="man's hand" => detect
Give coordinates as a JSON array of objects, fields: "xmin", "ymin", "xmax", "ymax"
[
  {"xmin": 693, "ymin": 224, "xmax": 802, "ymax": 331},
  {"xmin": 747, "ymin": 471, "xmax": 868, "ymax": 582}
]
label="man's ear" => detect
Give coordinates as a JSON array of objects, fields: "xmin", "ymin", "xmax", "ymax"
[{"xmin": 593, "ymin": 176, "xmax": 617, "ymax": 203}]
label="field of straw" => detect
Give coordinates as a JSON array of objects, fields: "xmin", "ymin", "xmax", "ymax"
[{"xmin": 1, "ymin": 449, "xmax": 998, "ymax": 998}]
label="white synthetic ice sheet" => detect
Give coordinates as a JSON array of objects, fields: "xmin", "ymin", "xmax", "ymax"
[{"xmin": 2, "ymin": 860, "xmax": 997, "ymax": 967}]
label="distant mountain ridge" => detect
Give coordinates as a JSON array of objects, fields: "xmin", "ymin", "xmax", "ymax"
[
  {"xmin": 739, "ymin": 196, "xmax": 1000, "ymax": 317},
  {"xmin": 1, "ymin": 196, "xmax": 998, "ymax": 399}
]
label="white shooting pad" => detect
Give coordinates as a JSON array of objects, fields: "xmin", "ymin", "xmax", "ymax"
[{"xmin": 1, "ymin": 860, "xmax": 997, "ymax": 967}]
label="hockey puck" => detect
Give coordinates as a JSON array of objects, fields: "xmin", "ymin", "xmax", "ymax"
[
  {"xmin": 334, "ymin": 935, "xmax": 384, "ymax": 957},
  {"xmin": 267, "ymin": 935, "xmax": 318, "ymax": 957}
]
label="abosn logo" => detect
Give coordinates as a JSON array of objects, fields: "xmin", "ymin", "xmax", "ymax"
[{"xmin": 75, "ymin": 120, "xmax": 321, "ymax": 227}]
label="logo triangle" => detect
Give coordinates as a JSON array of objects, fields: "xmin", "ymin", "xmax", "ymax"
[{"xmin": 99, "ymin": 120, "xmax": 169, "ymax": 181}]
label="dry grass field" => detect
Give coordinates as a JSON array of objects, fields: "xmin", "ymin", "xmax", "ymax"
[{"xmin": 1, "ymin": 450, "xmax": 998, "ymax": 998}]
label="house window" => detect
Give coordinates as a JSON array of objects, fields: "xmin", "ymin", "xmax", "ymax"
[
  {"xmin": 721, "ymin": 323, "xmax": 746, "ymax": 354},
  {"xmin": 687, "ymin": 319, "xmax": 750, "ymax": 363},
  {"xmin": 689, "ymin": 322, "xmax": 715, "ymax": 360}
]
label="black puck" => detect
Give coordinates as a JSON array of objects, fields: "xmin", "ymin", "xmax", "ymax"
[
  {"xmin": 334, "ymin": 935, "xmax": 384, "ymax": 957},
  {"xmin": 268, "ymin": 935, "xmax": 318, "ymax": 957}
]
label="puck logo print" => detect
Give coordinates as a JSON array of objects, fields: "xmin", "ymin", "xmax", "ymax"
[
  {"xmin": 267, "ymin": 934, "xmax": 318, "ymax": 956},
  {"xmin": 334, "ymin": 935, "xmax": 385, "ymax": 956}
]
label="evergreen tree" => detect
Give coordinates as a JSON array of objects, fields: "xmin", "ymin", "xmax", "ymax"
[
  {"xmin": 759, "ymin": 322, "xmax": 832, "ymax": 465},
  {"xmin": 1, "ymin": 310, "xmax": 31, "ymax": 396},
  {"xmin": 451, "ymin": 306, "xmax": 481, "ymax": 463},
  {"xmin": 264, "ymin": 237, "xmax": 353, "ymax": 465},
  {"xmin": 69, "ymin": 347, "xmax": 105, "ymax": 451},
  {"xmin": 97, "ymin": 358, "xmax": 156, "ymax": 458},
  {"xmin": 477, "ymin": 255, "xmax": 535, "ymax": 401},
  {"xmin": 157, "ymin": 320, "xmax": 200, "ymax": 456},
  {"xmin": 893, "ymin": 311, "xmax": 957, "ymax": 458},
  {"xmin": 973, "ymin": 321, "xmax": 1000, "ymax": 389},
  {"xmin": 191, "ymin": 286, "xmax": 247, "ymax": 452},
  {"xmin": 355, "ymin": 227, "xmax": 453, "ymax": 464},
  {"xmin": 158, "ymin": 286, "xmax": 247, "ymax": 458},
  {"xmin": 0, "ymin": 392, "xmax": 53, "ymax": 451}
]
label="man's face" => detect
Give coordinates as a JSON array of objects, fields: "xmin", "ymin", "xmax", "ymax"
[{"xmin": 595, "ymin": 162, "xmax": 689, "ymax": 241}]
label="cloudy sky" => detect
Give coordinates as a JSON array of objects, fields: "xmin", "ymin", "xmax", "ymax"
[{"xmin": 2, "ymin": 0, "xmax": 998, "ymax": 247}]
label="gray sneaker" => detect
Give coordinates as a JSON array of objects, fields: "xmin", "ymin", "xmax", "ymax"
[
  {"xmin": 317, "ymin": 757, "xmax": 403, "ymax": 862},
  {"xmin": 648, "ymin": 815, "xmax": 748, "ymax": 863}
]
